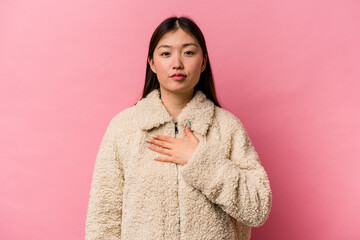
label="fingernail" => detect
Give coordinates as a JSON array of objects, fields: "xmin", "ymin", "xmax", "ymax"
[{"xmin": 187, "ymin": 120, "xmax": 191, "ymax": 129}]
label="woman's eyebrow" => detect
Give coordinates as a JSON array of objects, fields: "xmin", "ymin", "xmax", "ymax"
[{"xmin": 158, "ymin": 43, "xmax": 197, "ymax": 49}]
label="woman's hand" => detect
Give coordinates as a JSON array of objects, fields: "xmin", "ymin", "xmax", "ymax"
[{"xmin": 145, "ymin": 121, "xmax": 199, "ymax": 165}]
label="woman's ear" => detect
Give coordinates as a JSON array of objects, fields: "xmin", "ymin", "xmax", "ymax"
[
  {"xmin": 201, "ymin": 54, "xmax": 207, "ymax": 72},
  {"xmin": 148, "ymin": 57, "xmax": 157, "ymax": 74}
]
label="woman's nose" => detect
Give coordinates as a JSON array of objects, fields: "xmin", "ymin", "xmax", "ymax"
[{"xmin": 172, "ymin": 54, "xmax": 183, "ymax": 69}]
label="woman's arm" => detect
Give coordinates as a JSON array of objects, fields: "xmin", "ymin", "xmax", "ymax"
[
  {"xmin": 179, "ymin": 118, "xmax": 272, "ymax": 227},
  {"xmin": 85, "ymin": 116, "xmax": 124, "ymax": 239}
]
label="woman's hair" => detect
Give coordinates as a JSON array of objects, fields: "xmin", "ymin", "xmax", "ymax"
[{"xmin": 141, "ymin": 16, "xmax": 222, "ymax": 107}]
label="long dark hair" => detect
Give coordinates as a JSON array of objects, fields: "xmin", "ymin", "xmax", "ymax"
[{"xmin": 141, "ymin": 16, "xmax": 222, "ymax": 108}]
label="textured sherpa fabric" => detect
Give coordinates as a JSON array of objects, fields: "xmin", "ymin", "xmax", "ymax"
[{"xmin": 85, "ymin": 88, "xmax": 272, "ymax": 240}]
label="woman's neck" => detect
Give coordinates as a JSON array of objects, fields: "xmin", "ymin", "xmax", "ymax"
[{"xmin": 159, "ymin": 88, "xmax": 194, "ymax": 122}]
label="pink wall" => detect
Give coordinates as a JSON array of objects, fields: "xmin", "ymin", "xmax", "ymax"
[{"xmin": 1, "ymin": 1, "xmax": 359, "ymax": 239}]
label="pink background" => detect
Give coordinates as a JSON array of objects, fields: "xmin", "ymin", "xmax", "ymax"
[{"xmin": 1, "ymin": 1, "xmax": 359, "ymax": 239}]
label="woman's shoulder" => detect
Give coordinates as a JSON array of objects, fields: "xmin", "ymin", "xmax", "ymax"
[
  {"xmin": 213, "ymin": 106, "xmax": 245, "ymax": 130},
  {"xmin": 212, "ymin": 106, "xmax": 254, "ymax": 143},
  {"xmin": 110, "ymin": 95, "xmax": 151, "ymax": 124},
  {"xmin": 105, "ymin": 105, "xmax": 139, "ymax": 135},
  {"xmin": 212, "ymin": 106, "xmax": 255, "ymax": 150},
  {"xmin": 111, "ymin": 105, "xmax": 137, "ymax": 122}
]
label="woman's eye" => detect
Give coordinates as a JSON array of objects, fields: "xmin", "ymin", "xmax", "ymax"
[{"xmin": 161, "ymin": 51, "xmax": 194, "ymax": 56}]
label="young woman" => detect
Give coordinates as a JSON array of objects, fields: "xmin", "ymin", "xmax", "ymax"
[{"xmin": 85, "ymin": 16, "xmax": 272, "ymax": 240}]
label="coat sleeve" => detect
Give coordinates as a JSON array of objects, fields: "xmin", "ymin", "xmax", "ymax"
[
  {"xmin": 85, "ymin": 117, "xmax": 124, "ymax": 240},
  {"xmin": 179, "ymin": 119, "xmax": 272, "ymax": 227}
]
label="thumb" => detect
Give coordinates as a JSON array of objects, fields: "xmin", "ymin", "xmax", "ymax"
[{"xmin": 185, "ymin": 121, "xmax": 195, "ymax": 140}]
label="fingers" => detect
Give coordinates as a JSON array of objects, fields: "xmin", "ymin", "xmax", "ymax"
[
  {"xmin": 146, "ymin": 138, "xmax": 172, "ymax": 149},
  {"xmin": 146, "ymin": 143, "xmax": 172, "ymax": 156},
  {"xmin": 153, "ymin": 134, "xmax": 174, "ymax": 142}
]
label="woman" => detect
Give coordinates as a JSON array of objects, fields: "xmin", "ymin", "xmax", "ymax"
[{"xmin": 85, "ymin": 16, "xmax": 272, "ymax": 240}]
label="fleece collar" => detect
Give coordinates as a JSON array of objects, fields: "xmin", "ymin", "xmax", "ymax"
[{"xmin": 134, "ymin": 88, "xmax": 215, "ymax": 136}]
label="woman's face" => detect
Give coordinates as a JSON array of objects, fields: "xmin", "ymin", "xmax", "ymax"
[{"xmin": 148, "ymin": 28, "xmax": 207, "ymax": 95}]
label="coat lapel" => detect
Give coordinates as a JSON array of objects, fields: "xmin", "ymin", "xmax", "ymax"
[{"xmin": 134, "ymin": 88, "xmax": 215, "ymax": 136}]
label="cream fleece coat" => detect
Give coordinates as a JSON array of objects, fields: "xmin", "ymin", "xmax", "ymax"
[{"xmin": 85, "ymin": 88, "xmax": 272, "ymax": 240}]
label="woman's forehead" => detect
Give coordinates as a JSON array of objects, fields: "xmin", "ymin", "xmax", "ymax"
[{"xmin": 157, "ymin": 29, "xmax": 198, "ymax": 47}]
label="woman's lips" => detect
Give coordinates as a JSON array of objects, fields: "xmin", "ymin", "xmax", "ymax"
[{"xmin": 171, "ymin": 75, "xmax": 185, "ymax": 80}]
